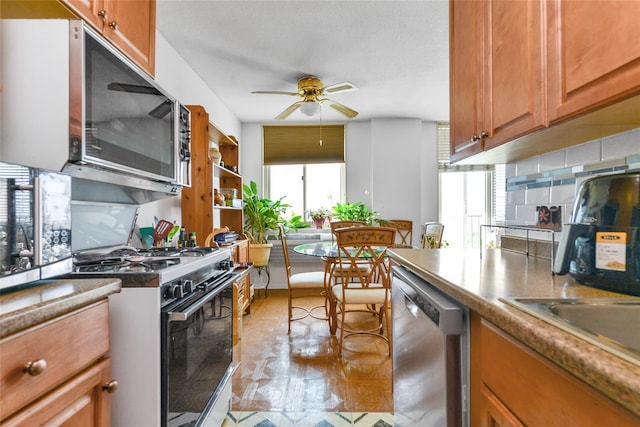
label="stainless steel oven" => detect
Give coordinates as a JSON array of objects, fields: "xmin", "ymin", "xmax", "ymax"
[
  {"xmin": 162, "ymin": 273, "xmax": 235, "ymax": 427},
  {"xmin": 68, "ymin": 241, "xmax": 249, "ymax": 427}
]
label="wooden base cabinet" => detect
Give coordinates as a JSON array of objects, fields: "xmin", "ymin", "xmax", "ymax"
[
  {"xmin": 0, "ymin": 300, "xmax": 116, "ymax": 426},
  {"xmin": 470, "ymin": 313, "xmax": 640, "ymax": 426}
]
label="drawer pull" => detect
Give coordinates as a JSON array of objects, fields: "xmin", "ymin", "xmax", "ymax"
[
  {"xmin": 102, "ymin": 380, "xmax": 119, "ymax": 394},
  {"xmin": 109, "ymin": 21, "xmax": 119, "ymax": 31},
  {"xmin": 23, "ymin": 359, "xmax": 47, "ymax": 376}
]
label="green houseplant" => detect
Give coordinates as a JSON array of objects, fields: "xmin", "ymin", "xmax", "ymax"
[
  {"xmin": 242, "ymin": 181, "xmax": 306, "ymax": 265},
  {"xmin": 331, "ymin": 202, "xmax": 379, "ymax": 225}
]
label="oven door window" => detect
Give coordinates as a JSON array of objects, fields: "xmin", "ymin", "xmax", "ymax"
[{"xmin": 162, "ymin": 283, "xmax": 233, "ymax": 427}]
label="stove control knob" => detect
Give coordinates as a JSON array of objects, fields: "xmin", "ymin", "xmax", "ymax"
[
  {"xmin": 172, "ymin": 284, "xmax": 184, "ymax": 299},
  {"xmin": 183, "ymin": 279, "xmax": 194, "ymax": 294}
]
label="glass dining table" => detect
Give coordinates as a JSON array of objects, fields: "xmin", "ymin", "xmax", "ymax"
[{"xmin": 293, "ymin": 241, "xmax": 400, "ymax": 333}]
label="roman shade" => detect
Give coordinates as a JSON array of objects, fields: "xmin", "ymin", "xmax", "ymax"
[{"xmin": 263, "ymin": 125, "xmax": 345, "ymax": 165}]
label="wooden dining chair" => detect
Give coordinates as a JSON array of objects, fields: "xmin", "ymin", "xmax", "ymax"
[
  {"xmin": 277, "ymin": 224, "xmax": 327, "ymax": 333},
  {"xmin": 330, "ymin": 226, "xmax": 396, "ymax": 358},
  {"xmin": 387, "ymin": 219, "xmax": 413, "ymax": 247},
  {"xmin": 422, "ymin": 222, "xmax": 445, "ymax": 248}
]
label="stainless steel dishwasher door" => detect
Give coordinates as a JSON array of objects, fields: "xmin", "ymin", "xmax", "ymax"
[{"xmin": 392, "ymin": 265, "xmax": 469, "ymax": 427}]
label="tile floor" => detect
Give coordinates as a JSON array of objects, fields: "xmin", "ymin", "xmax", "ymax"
[{"xmin": 225, "ymin": 289, "xmax": 394, "ymax": 426}]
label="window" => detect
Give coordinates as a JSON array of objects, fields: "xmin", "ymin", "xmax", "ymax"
[
  {"xmin": 437, "ymin": 123, "xmax": 505, "ymax": 249},
  {"xmin": 263, "ymin": 125, "xmax": 345, "ymax": 220},
  {"xmin": 267, "ymin": 163, "xmax": 344, "ymax": 220}
]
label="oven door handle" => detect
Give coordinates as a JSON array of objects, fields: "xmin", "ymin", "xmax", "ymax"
[{"xmin": 167, "ymin": 278, "xmax": 232, "ymax": 321}]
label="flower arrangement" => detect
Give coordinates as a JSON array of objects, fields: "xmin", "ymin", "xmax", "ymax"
[
  {"xmin": 307, "ymin": 208, "xmax": 331, "ymax": 221},
  {"xmin": 307, "ymin": 207, "xmax": 331, "ymax": 228}
]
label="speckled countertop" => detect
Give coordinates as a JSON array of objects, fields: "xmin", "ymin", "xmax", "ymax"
[
  {"xmin": 389, "ymin": 248, "xmax": 640, "ymax": 417},
  {"xmin": 0, "ymin": 278, "xmax": 122, "ymax": 338}
]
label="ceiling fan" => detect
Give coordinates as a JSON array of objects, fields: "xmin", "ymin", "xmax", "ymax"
[{"xmin": 252, "ymin": 76, "xmax": 359, "ymax": 120}]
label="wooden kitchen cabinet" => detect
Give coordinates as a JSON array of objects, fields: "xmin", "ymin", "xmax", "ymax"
[
  {"xmin": 449, "ymin": 0, "xmax": 484, "ymax": 161},
  {"xmin": 450, "ymin": 0, "xmax": 545, "ymax": 162},
  {"xmin": 62, "ymin": 0, "xmax": 156, "ymax": 76},
  {"xmin": 546, "ymin": 0, "xmax": 640, "ymax": 123},
  {"xmin": 470, "ymin": 313, "xmax": 640, "ymax": 426},
  {"xmin": 0, "ymin": 300, "xmax": 116, "ymax": 425},
  {"xmin": 182, "ymin": 105, "xmax": 245, "ymax": 248}
]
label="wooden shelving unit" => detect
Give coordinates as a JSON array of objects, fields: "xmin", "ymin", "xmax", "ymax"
[{"xmin": 181, "ymin": 105, "xmax": 251, "ymax": 314}]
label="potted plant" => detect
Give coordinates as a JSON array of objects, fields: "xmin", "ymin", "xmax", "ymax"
[
  {"xmin": 331, "ymin": 201, "xmax": 380, "ymax": 225},
  {"xmin": 242, "ymin": 181, "xmax": 306, "ymax": 266},
  {"xmin": 307, "ymin": 207, "xmax": 331, "ymax": 229}
]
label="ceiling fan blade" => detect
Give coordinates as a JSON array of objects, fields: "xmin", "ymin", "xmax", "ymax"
[
  {"xmin": 322, "ymin": 81, "xmax": 358, "ymax": 95},
  {"xmin": 321, "ymin": 99, "xmax": 358, "ymax": 118},
  {"xmin": 275, "ymin": 101, "xmax": 304, "ymax": 120},
  {"xmin": 108, "ymin": 82, "xmax": 162, "ymax": 95},
  {"xmin": 251, "ymin": 90, "xmax": 300, "ymax": 96}
]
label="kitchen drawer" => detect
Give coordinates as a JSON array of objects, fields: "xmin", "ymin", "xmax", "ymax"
[{"xmin": 0, "ymin": 300, "xmax": 110, "ymax": 421}]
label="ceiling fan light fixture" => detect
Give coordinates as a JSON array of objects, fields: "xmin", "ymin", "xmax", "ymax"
[{"xmin": 299, "ymin": 100, "xmax": 320, "ymax": 117}]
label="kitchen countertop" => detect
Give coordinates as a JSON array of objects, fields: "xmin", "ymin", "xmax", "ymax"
[
  {"xmin": 388, "ymin": 248, "xmax": 640, "ymax": 417},
  {"xmin": 0, "ymin": 278, "xmax": 122, "ymax": 338}
]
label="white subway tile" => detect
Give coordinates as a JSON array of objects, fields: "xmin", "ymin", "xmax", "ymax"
[
  {"xmin": 566, "ymin": 140, "xmax": 601, "ymax": 165},
  {"xmin": 516, "ymin": 157, "xmax": 539, "ymax": 175},
  {"xmin": 539, "ymin": 150, "xmax": 566, "ymax": 172},
  {"xmin": 515, "ymin": 205, "xmax": 537, "ymax": 224},
  {"xmin": 525, "ymin": 186, "xmax": 550, "ymax": 204},
  {"xmin": 550, "ymin": 183, "xmax": 578, "ymax": 204},
  {"xmin": 602, "ymin": 128, "xmax": 640, "ymax": 160},
  {"xmin": 507, "ymin": 189, "xmax": 526, "ymax": 205}
]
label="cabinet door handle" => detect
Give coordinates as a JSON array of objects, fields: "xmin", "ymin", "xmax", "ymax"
[
  {"xmin": 109, "ymin": 21, "xmax": 119, "ymax": 31},
  {"xmin": 480, "ymin": 131, "xmax": 489, "ymax": 139},
  {"xmin": 23, "ymin": 359, "xmax": 47, "ymax": 376},
  {"xmin": 97, "ymin": 9, "xmax": 108, "ymax": 21},
  {"xmin": 102, "ymin": 380, "xmax": 119, "ymax": 393}
]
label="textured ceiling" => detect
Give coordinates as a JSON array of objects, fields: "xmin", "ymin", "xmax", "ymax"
[{"xmin": 156, "ymin": 0, "xmax": 450, "ymax": 123}]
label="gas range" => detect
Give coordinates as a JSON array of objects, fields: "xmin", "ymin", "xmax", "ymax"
[{"xmin": 69, "ymin": 245, "xmax": 234, "ymax": 288}]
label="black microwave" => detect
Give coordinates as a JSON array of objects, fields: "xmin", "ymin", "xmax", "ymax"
[{"xmin": 1, "ymin": 20, "xmax": 191, "ymax": 201}]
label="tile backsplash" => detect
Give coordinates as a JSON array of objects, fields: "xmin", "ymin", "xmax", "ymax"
[{"xmin": 503, "ymin": 128, "xmax": 640, "ymax": 236}]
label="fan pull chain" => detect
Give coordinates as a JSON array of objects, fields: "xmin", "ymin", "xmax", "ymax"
[{"xmin": 319, "ymin": 107, "xmax": 323, "ymax": 146}]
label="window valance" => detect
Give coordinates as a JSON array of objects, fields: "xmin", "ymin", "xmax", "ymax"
[{"xmin": 263, "ymin": 125, "xmax": 345, "ymax": 165}]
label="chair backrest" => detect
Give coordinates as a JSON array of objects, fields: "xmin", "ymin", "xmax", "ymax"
[
  {"xmin": 329, "ymin": 220, "xmax": 366, "ymax": 243},
  {"xmin": 277, "ymin": 224, "xmax": 292, "ymax": 280},
  {"xmin": 422, "ymin": 222, "xmax": 445, "ymax": 248},
  {"xmin": 334, "ymin": 226, "xmax": 396, "ymax": 289},
  {"xmin": 387, "ymin": 219, "xmax": 413, "ymax": 247}
]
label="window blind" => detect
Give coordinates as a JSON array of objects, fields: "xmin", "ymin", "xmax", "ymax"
[{"xmin": 263, "ymin": 125, "xmax": 345, "ymax": 165}]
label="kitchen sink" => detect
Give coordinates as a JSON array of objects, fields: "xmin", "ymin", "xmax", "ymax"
[{"xmin": 500, "ymin": 297, "xmax": 640, "ymax": 367}]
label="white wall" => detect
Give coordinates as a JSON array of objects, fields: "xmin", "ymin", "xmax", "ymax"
[{"xmin": 137, "ymin": 32, "xmax": 242, "ymax": 228}]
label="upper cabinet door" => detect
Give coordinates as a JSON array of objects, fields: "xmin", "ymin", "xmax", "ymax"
[
  {"xmin": 62, "ymin": 0, "xmax": 156, "ymax": 77},
  {"xmin": 103, "ymin": 0, "xmax": 156, "ymax": 76},
  {"xmin": 482, "ymin": 0, "xmax": 546, "ymax": 150},
  {"xmin": 450, "ymin": 0, "xmax": 484, "ymax": 162},
  {"xmin": 547, "ymin": 0, "xmax": 640, "ymax": 123}
]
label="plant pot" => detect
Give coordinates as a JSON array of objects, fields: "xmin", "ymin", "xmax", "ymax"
[
  {"xmin": 249, "ymin": 243, "xmax": 273, "ymax": 267},
  {"xmin": 313, "ymin": 217, "xmax": 326, "ymax": 229}
]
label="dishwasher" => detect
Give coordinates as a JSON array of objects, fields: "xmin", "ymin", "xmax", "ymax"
[{"xmin": 392, "ymin": 265, "xmax": 469, "ymax": 427}]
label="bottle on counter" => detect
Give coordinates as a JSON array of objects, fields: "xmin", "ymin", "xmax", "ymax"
[{"xmin": 189, "ymin": 232, "xmax": 197, "ymax": 247}]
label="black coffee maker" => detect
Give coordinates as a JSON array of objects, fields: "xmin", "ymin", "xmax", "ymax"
[{"xmin": 554, "ymin": 172, "xmax": 640, "ymax": 296}]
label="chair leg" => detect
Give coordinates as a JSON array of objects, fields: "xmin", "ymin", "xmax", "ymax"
[
  {"xmin": 288, "ymin": 288, "xmax": 293, "ymax": 333},
  {"xmin": 337, "ymin": 301, "xmax": 346, "ymax": 357}
]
